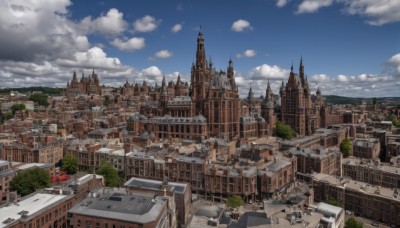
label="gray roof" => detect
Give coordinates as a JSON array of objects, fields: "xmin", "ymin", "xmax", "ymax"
[
  {"xmin": 69, "ymin": 188, "xmax": 166, "ymax": 224},
  {"xmin": 123, "ymin": 177, "xmax": 188, "ymax": 194}
]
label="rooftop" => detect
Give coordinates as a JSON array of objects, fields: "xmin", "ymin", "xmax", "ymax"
[
  {"xmin": 0, "ymin": 191, "xmax": 72, "ymax": 228},
  {"xmin": 124, "ymin": 177, "xmax": 188, "ymax": 194},
  {"xmin": 69, "ymin": 188, "xmax": 166, "ymax": 224}
]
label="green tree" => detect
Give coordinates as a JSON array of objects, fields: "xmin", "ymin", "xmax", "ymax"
[
  {"xmin": 325, "ymin": 197, "xmax": 339, "ymax": 206},
  {"xmin": 345, "ymin": 216, "xmax": 363, "ymax": 228},
  {"xmin": 276, "ymin": 121, "xmax": 296, "ymax": 139},
  {"xmin": 340, "ymin": 138, "xmax": 352, "ymax": 158},
  {"xmin": 226, "ymin": 195, "xmax": 244, "ymax": 209},
  {"xmin": 387, "ymin": 114, "xmax": 400, "ymax": 127},
  {"xmin": 11, "ymin": 167, "xmax": 50, "ymax": 196},
  {"xmin": 61, "ymin": 153, "xmax": 78, "ymax": 174},
  {"xmin": 30, "ymin": 93, "xmax": 49, "ymax": 107},
  {"xmin": 10, "ymin": 103, "xmax": 25, "ymax": 116},
  {"xmin": 96, "ymin": 162, "xmax": 122, "ymax": 187},
  {"xmin": 372, "ymin": 97, "xmax": 377, "ymax": 105},
  {"xmin": 103, "ymin": 95, "xmax": 111, "ymax": 106}
]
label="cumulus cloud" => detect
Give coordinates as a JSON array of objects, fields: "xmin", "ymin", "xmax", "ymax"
[
  {"xmin": 276, "ymin": 0, "xmax": 290, "ymax": 7},
  {"xmin": 133, "ymin": 15, "xmax": 160, "ymax": 32},
  {"xmin": 110, "ymin": 37, "xmax": 145, "ymax": 51},
  {"xmin": 171, "ymin": 23, "xmax": 183, "ymax": 32},
  {"xmin": 339, "ymin": 0, "xmax": 400, "ymax": 25},
  {"xmin": 296, "ymin": 0, "xmax": 334, "ymax": 14},
  {"xmin": 231, "ymin": 19, "xmax": 253, "ymax": 32},
  {"xmin": 56, "ymin": 47, "xmax": 125, "ymax": 70},
  {"xmin": 249, "ymin": 64, "xmax": 289, "ymax": 80},
  {"xmin": 237, "ymin": 49, "xmax": 257, "ymax": 58},
  {"xmin": 155, "ymin": 50, "xmax": 173, "ymax": 58},
  {"xmin": 291, "ymin": 0, "xmax": 400, "ymax": 25},
  {"xmin": 78, "ymin": 8, "xmax": 128, "ymax": 35}
]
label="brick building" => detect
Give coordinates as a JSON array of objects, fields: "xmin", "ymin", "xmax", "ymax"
[
  {"xmin": 301, "ymin": 173, "xmax": 400, "ymax": 227},
  {"xmin": 342, "ymin": 157, "xmax": 400, "ymax": 188},
  {"xmin": 68, "ymin": 187, "xmax": 173, "ymax": 228},
  {"xmin": 0, "ymin": 187, "xmax": 75, "ymax": 228},
  {"xmin": 352, "ymin": 138, "xmax": 380, "ymax": 159},
  {"xmin": 289, "ymin": 147, "xmax": 342, "ymax": 176},
  {"xmin": 0, "ymin": 160, "xmax": 15, "ymax": 204}
]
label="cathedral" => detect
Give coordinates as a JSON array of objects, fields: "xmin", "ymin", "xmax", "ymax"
[
  {"xmin": 280, "ymin": 59, "xmax": 324, "ymax": 136},
  {"xmin": 66, "ymin": 70, "xmax": 101, "ymax": 96}
]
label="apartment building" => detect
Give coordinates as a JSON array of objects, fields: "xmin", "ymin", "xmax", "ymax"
[
  {"xmin": 0, "ymin": 187, "xmax": 75, "ymax": 228},
  {"xmin": 343, "ymin": 157, "xmax": 400, "ymax": 188},
  {"xmin": 289, "ymin": 147, "xmax": 342, "ymax": 176},
  {"xmin": 301, "ymin": 173, "xmax": 400, "ymax": 227},
  {"xmin": 352, "ymin": 138, "xmax": 380, "ymax": 159},
  {"xmin": 124, "ymin": 177, "xmax": 191, "ymax": 227},
  {"xmin": 68, "ymin": 187, "xmax": 172, "ymax": 228},
  {"xmin": 0, "ymin": 160, "xmax": 14, "ymax": 204}
]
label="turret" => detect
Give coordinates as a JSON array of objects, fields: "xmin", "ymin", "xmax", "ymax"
[{"xmin": 195, "ymin": 31, "xmax": 206, "ymax": 69}]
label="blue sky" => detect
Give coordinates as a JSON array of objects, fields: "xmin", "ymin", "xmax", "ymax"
[{"xmin": 1, "ymin": 0, "xmax": 400, "ymax": 97}]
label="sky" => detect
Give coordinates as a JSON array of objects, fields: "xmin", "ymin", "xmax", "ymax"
[{"xmin": 1, "ymin": 0, "xmax": 400, "ymax": 98}]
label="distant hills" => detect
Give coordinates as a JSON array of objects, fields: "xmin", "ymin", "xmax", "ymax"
[
  {"xmin": 0, "ymin": 87, "xmax": 64, "ymax": 95},
  {"xmin": 324, "ymin": 95, "xmax": 400, "ymax": 105},
  {"xmin": 0, "ymin": 87, "xmax": 399, "ymax": 105}
]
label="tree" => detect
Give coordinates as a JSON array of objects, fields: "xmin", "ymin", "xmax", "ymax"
[
  {"xmin": 276, "ymin": 121, "xmax": 296, "ymax": 140},
  {"xmin": 11, "ymin": 167, "xmax": 50, "ymax": 196},
  {"xmin": 340, "ymin": 138, "xmax": 352, "ymax": 158},
  {"xmin": 61, "ymin": 153, "xmax": 78, "ymax": 174},
  {"xmin": 226, "ymin": 195, "xmax": 244, "ymax": 209},
  {"xmin": 103, "ymin": 95, "xmax": 111, "ymax": 107},
  {"xmin": 96, "ymin": 162, "xmax": 122, "ymax": 187},
  {"xmin": 372, "ymin": 97, "xmax": 377, "ymax": 105},
  {"xmin": 30, "ymin": 93, "xmax": 49, "ymax": 107},
  {"xmin": 345, "ymin": 216, "xmax": 363, "ymax": 228},
  {"xmin": 10, "ymin": 103, "xmax": 25, "ymax": 116},
  {"xmin": 387, "ymin": 114, "xmax": 400, "ymax": 127},
  {"xmin": 325, "ymin": 197, "xmax": 339, "ymax": 206}
]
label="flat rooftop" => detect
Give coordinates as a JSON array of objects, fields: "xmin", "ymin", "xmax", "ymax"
[
  {"xmin": 0, "ymin": 192, "xmax": 71, "ymax": 228},
  {"xmin": 69, "ymin": 188, "xmax": 166, "ymax": 224},
  {"xmin": 124, "ymin": 177, "xmax": 188, "ymax": 194}
]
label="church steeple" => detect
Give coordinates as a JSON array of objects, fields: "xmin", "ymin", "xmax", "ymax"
[
  {"xmin": 266, "ymin": 78, "xmax": 272, "ymax": 100},
  {"xmin": 299, "ymin": 57, "xmax": 305, "ymax": 82},
  {"xmin": 196, "ymin": 30, "xmax": 206, "ymax": 69}
]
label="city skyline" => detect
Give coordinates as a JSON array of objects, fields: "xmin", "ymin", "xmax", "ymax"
[{"xmin": 0, "ymin": 0, "xmax": 400, "ymax": 97}]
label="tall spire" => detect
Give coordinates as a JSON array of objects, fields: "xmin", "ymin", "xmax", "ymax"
[
  {"xmin": 290, "ymin": 61, "xmax": 293, "ymax": 73},
  {"xmin": 196, "ymin": 29, "xmax": 206, "ymax": 69},
  {"xmin": 266, "ymin": 78, "xmax": 272, "ymax": 99},
  {"xmin": 299, "ymin": 57, "xmax": 305, "ymax": 81}
]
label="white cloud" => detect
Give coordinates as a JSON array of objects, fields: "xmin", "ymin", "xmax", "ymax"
[
  {"xmin": 249, "ymin": 64, "xmax": 289, "ymax": 80},
  {"xmin": 56, "ymin": 47, "xmax": 123, "ymax": 70},
  {"xmin": 244, "ymin": 50, "xmax": 257, "ymax": 57},
  {"xmin": 339, "ymin": 0, "xmax": 400, "ymax": 25},
  {"xmin": 78, "ymin": 8, "xmax": 128, "ymax": 35},
  {"xmin": 110, "ymin": 37, "xmax": 145, "ymax": 51},
  {"xmin": 231, "ymin": 19, "xmax": 253, "ymax": 32},
  {"xmin": 296, "ymin": 0, "xmax": 334, "ymax": 14},
  {"xmin": 154, "ymin": 50, "xmax": 173, "ymax": 59},
  {"xmin": 276, "ymin": 0, "xmax": 290, "ymax": 7},
  {"xmin": 171, "ymin": 23, "xmax": 182, "ymax": 33},
  {"xmin": 133, "ymin": 15, "xmax": 160, "ymax": 33},
  {"xmin": 237, "ymin": 49, "xmax": 257, "ymax": 58}
]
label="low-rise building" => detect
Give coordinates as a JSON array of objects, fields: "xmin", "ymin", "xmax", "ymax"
[
  {"xmin": 352, "ymin": 138, "xmax": 380, "ymax": 159},
  {"xmin": 288, "ymin": 147, "xmax": 342, "ymax": 176},
  {"xmin": 0, "ymin": 187, "xmax": 75, "ymax": 228},
  {"xmin": 68, "ymin": 187, "xmax": 173, "ymax": 228},
  {"xmin": 0, "ymin": 160, "xmax": 15, "ymax": 204},
  {"xmin": 124, "ymin": 177, "xmax": 191, "ymax": 227},
  {"xmin": 343, "ymin": 157, "xmax": 400, "ymax": 188},
  {"xmin": 301, "ymin": 173, "xmax": 400, "ymax": 227}
]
